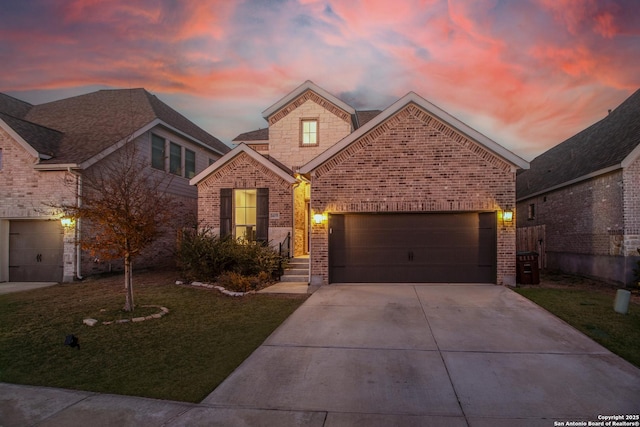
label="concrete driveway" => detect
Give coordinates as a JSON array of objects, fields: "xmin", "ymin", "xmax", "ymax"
[{"xmin": 2, "ymin": 283, "xmax": 639, "ymax": 426}]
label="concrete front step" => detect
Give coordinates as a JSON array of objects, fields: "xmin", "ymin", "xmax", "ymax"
[
  {"xmin": 286, "ymin": 259, "xmax": 309, "ymax": 267},
  {"xmin": 281, "ymin": 257, "xmax": 309, "ymax": 283}
]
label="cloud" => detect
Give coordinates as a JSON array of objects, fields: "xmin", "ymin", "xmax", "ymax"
[{"xmin": 0, "ymin": 0, "xmax": 638, "ymax": 159}]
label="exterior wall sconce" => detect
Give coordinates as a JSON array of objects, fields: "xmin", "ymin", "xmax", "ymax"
[
  {"xmin": 502, "ymin": 207, "xmax": 514, "ymax": 223},
  {"xmin": 313, "ymin": 213, "xmax": 327, "ymax": 224},
  {"xmin": 60, "ymin": 216, "xmax": 75, "ymax": 228}
]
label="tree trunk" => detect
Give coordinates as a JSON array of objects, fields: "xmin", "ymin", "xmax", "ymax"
[{"xmin": 124, "ymin": 254, "xmax": 135, "ymax": 312}]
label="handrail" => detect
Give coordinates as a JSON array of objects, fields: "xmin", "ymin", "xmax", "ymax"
[
  {"xmin": 277, "ymin": 232, "xmax": 291, "ymax": 280},
  {"xmin": 279, "ymin": 232, "xmax": 291, "ymax": 259}
]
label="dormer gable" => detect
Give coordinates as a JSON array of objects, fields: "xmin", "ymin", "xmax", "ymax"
[
  {"xmin": 262, "ymin": 80, "xmax": 355, "ymax": 127},
  {"xmin": 259, "ymin": 81, "xmax": 358, "ymax": 170}
]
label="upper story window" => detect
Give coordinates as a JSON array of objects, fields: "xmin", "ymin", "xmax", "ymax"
[
  {"xmin": 300, "ymin": 119, "xmax": 318, "ymax": 146},
  {"xmin": 152, "ymin": 133, "xmax": 195, "ymax": 178},
  {"xmin": 169, "ymin": 142, "xmax": 182, "ymax": 175},
  {"xmin": 528, "ymin": 203, "xmax": 536, "ymax": 220},
  {"xmin": 185, "ymin": 149, "xmax": 196, "ymax": 179},
  {"xmin": 151, "ymin": 134, "xmax": 165, "ymax": 170},
  {"xmin": 0, "ymin": 148, "xmax": 3, "ymax": 170}
]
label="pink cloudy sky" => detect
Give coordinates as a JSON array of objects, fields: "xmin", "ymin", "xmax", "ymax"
[{"xmin": 1, "ymin": 0, "xmax": 639, "ymax": 160}]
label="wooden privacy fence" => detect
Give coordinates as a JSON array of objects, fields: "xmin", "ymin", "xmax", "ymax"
[{"xmin": 516, "ymin": 225, "xmax": 546, "ymax": 269}]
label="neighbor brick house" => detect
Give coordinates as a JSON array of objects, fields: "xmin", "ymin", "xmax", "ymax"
[
  {"xmin": 191, "ymin": 81, "xmax": 529, "ymax": 287},
  {"xmin": 516, "ymin": 89, "xmax": 640, "ymax": 286},
  {"xmin": 0, "ymin": 89, "xmax": 229, "ymax": 282}
]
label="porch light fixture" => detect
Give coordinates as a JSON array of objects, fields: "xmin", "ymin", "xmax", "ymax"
[
  {"xmin": 313, "ymin": 213, "xmax": 327, "ymax": 224},
  {"xmin": 60, "ymin": 216, "xmax": 74, "ymax": 228},
  {"xmin": 502, "ymin": 207, "xmax": 514, "ymax": 223}
]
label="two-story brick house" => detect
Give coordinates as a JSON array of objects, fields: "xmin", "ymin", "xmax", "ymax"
[
  {"xmin": 191, "ymin": 81, "xmax": 529, "ymax": 288},
  {"xmin": 516, "ymin": 89, "xmax": 640, "ymax": 286},
  {"xmin": 0, "ymin": 89, "xmax": 229, "ymax": 283}
]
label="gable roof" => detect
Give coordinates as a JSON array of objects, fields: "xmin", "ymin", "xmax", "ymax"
[
  {"xmin": 0, "ymin": 92, "xmax": 32, "ymax": 118},
  {"xmin": 355, "ymin": 110, "xmax": 382, "ymax": 127},
  {"xmin": 190, "ymin": 143, "xmax": 297, "ymax": 186},
  {"xmin": 262, "ymin": 80, "xmax": 356, "ymax": 121},
  {"xmin": 0, "ymin": 89, "xmax": 229, "ymax": 168},
  {"xmin": 232, "ymin": 128, "xmax": 269, "ymax": 143},
  {"xmin": 300, "ymin": 91, "xmax": 529, "ymax": 174},
  {"xmin": 517, "ymin": 88, "xmax": 640, "ymax": 200},
  {"xmin": 232, "ymin": 111, "xmax": 382, "ymax": 144},
  {"xmin": 0, "ymin": 112, "xmax": 62, "ymax": 158},
  {"xmin": 233, "ymin": 82, "xmax": 383, "ymax": 143}
]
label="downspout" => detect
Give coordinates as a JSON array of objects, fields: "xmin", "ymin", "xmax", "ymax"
[{"xmin": 67, "ymin": 168, "xmax": 83, "ymax": 280}]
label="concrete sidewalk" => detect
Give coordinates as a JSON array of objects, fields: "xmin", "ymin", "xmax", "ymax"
[
  {"xmin": 0, "ymin": 282, "xmax": 58, "ymax": 295},
  {"xmin": 2, "ymin": 284, "xmax": 639, "ymax": 426}
]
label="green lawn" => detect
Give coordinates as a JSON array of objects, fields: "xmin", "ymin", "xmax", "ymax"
[
  {"xmin": 515, "ymin": 287, "xmax": 640, "ymax": 367},
  {"xmin": 0, "ymin": 270, "xmax": 308, "ymax": 403}
]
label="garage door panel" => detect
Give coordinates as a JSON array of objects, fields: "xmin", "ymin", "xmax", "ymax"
[
  {"xmin": 9, "ymin": 220, "xmax": 64, "ymax": 282},
  {"xmin": 329, "ymin": 213, "xmax": 496, "ymax": 284}
]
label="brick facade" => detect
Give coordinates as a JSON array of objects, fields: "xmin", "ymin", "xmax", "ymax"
[
  {"xmin": 196, "ymin": 151, "xmax": 294, "ymax": 248},
  {"xmin": 517, "ymin": 164, "xmax": 640, "ymax": 285},
  {"xmin": 518, "ymin": 171, "xmax": 624, "ymax": 256},
  {"xmin": 0, "ymin": 127, "xmax": 78, "ymax": 281},
  {"xmin": 268, "ymin": 95, "xmax": 352, "ymax": 170},
  {"xmin": 623, "ymin": 156, "xmax": 640, "ymax": 256},
  {"xmin": 193, "ymin": 84, "xmax": 525, "ymax": 288},
  {"xmin": 309, "ymin": 104, "xmax": 516, "ymax": 286}
]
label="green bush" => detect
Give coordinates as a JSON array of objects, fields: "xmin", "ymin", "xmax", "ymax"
[{"xmin": 176, "ymin": 228, "xmax": 285, "ymax": 283}]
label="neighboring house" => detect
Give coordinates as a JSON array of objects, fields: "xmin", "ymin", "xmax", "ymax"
[
  {"xmin": 516, "ymin": 89, "xmax": 640, "ymax": 286},
  {"xmin": 192, "ymin": 81, "xmax": 529, "ymax": 287},
  {"xmin": 0, "ymin": 89, "xmax": 229, "ymax": 283}
]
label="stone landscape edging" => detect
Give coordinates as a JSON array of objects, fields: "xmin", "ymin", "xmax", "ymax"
[
  {"xmin": 176, "ymin": 280, "xmax": 255, "ymax": 297},
  {"xmin": 83, "ymin": 304, "xmax": 170, "ymax": 327}
]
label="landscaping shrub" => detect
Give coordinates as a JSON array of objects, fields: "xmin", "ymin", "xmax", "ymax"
[
  {"xmin": 176, "ymin": 228, "xmax": 285, "ymax": 284},
  {"xmin": 217, "ymin": 271, "xmax": 263, "ymax": 292}
]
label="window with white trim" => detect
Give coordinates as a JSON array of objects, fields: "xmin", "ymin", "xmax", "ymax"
[{"xmin": 300, "ymin": 119, "xmax": 318, "ymax": 146}]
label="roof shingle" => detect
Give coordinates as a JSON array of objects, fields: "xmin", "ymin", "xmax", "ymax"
[
  {"xmin": 0, "ymin": 112, "xmax": 62, "ymax": 157},
  {"xmin": 1, "ymin": 88, "xmax": 229, "ymax": 165},
  {"xmin": 517, "ymin": 89, "xmax": 640, "ymax": 199},
  {"xmin": 0, "ymin": 92, "xmax": 32, "ymax": 119}
]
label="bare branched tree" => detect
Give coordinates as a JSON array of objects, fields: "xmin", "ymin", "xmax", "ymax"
[{"xmin": 60, "ymin": 143, "xmax": 175, "ymax": 311}]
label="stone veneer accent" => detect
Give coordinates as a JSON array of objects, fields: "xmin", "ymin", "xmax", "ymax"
[
  {"xmin": 267, "ymin": 95, "xmax": 353, "ymax": 170},
  {"xmin": 309, "ymin": 104, "xmax": 516, "ymax": 286}
]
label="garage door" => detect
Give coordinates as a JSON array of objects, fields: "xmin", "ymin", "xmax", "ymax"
[
  {"xmin": 9, "ymin": 220, "xmax": 64, "ymax": 282},
  {"xmin": 329, "ymin": 212, "xmax": 496, "ymax": 283}
]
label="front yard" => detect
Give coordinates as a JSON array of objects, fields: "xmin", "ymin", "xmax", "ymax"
[
  {"xmin": 515, "ymin": 272, "xmax": 640, "ymax": 368},
  {"xmin": 2, "ymin": 268, "xmax": 638, "ymax": 403},
  {"xmin": 0, "ymin": 269, "xmax": 307, "ymax": 403}
]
